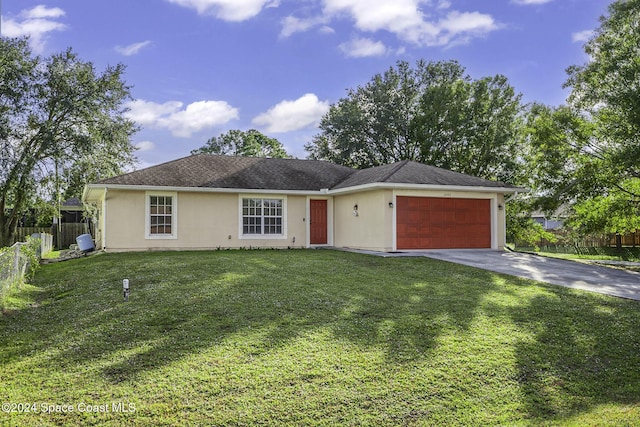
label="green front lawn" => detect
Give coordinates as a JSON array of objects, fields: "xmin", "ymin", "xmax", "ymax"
[{"xmin": 1, "ymin": 250, "xmax": 639, "ymax": 426}]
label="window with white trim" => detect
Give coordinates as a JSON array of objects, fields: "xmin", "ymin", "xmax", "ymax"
[
  {"xmin": 150, "ymin": 196, "xmax": 173, "ymax": 235},
  {"xmin": 242, "ymin": 198, "xmax": 283, "ymax": 235},
  {"xmin": 146, "ymin": 192, "xmax": 177, "ymax": 239}
]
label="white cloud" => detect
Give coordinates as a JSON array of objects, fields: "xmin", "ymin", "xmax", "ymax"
[
  {"xmin": 252, "ymin": 93, "xmax": 330, "ymax": 133},
  {"xmin": 166, "ymin": 0, "xmax": 277, "ymax": 21},
  {"xmin": 23, "ymin": 5, "xmax": 66, "ymax": 19},
  {"xmin": 511, "ymin": 0, "xmax": 554, "ymax": 5},
  {"xmin": 125, "ymin": 100, "xmax": 183, "ymax": 125},
  {"xmin": 280, "ymin": 15, "xmax": 329, "ymax": 38},
  {"xmin": 1, "ymin": 6, "xmax": 67, "ymax": 53},
  {"xmin": 572, "ymin": 30, "xmax": 594, "ymax": 43},
  {"xmin": 435, "ymin": 11, "xmax": 498, "ymax": 47},
  {"xmin": 115, "ymin": 40, "xmax": 152, "ymax": 56},
  {"xmin": 439, "ymin": 11, "xmax": 495, "ymax": 34},
  {"xmin": 339, "ymin": 37, "xmax": 387, "ymax": 57},
  {"xmin": 315, "ymin": 0, "xmax": 498, "ymax": 48},
  {"xmin": 324, "ymin": 0, "xmax": 427, "ymax": 38},
  {"xmin": 319, "ymin": 26, "xmax": 336, "ymax": 34},
  {"xmin": 126, "ymin": 99, "xmax": 239, "ymax": 137},
  {"xmin": 135, "ymin": 141, "xmax": 156, "ymax": 152}
]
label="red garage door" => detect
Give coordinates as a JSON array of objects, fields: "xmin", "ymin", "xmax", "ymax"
[{"xmin": 396, "ymin": 197, "xmax": 491, "ymax": 249}]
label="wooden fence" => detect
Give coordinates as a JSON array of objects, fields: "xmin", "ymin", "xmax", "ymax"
[
  {"xmin": 15, "ymin": 223, "xmax": 90, "ymax": 250},
  {"xmin": 610, "ymin": 232, "xmax": 640, "ymax": 247}
]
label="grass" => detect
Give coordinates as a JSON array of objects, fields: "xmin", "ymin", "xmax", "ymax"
[
  {"xmin": 41, "ymin": 250, "xmax": 61, "ymax": 260},
  {"xmin": 521, "ymin": 246, "xmax": 640, "ymax": 262},
  {"xmin": 518, "ymin": 247, "xmax": 640, "ymax": 273},
  {"xmin": 1, "ymin": 249, "xmax": 640, "ymax": 426}
]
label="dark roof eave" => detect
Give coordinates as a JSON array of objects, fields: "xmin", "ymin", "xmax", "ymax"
[
  {"xmin": 327, "ymin": 182, "xmax": 526, "ymax": 195},
  {"xmin": 83, "ymin": 183, "xmax": 331, "ymax": 200},
  {"xmin": 84, "ymin": 181, "xmax": 524, "ymax": 202}
]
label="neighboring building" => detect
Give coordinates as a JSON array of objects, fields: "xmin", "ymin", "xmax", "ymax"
[
  {"xmin": 531, "ymin": 211, "xmax": 564, "ymax": 230},
  {"xmin": 57, "ymin": 197, "xmax": 85, "ymax": 224},
  {"xmin": 82, "ymin": 154, "xmax": 522, "ymax": 252}
]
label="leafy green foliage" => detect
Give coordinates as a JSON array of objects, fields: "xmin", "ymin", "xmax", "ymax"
[
  {"xmin": 0, "ymin": 236, "xmax": 41, "ymax": 307},
  {"xmin": 568, "ymin": 180, "xmax": 640, "ymax": 236},
  {"xmin": 519, "ymin": 104, "xmax": 598, "ymax": 211},
  {"xmin": 525, "ymin": 0, "xmax": 640, "ymax": 236},
  {"xmin": 505, "ymin": 199, "xmax": 558, "ymax": 250},
  {"xmin": 566, "ymin": 0, "xmax": 640, "ymax": 184},
  {"xmin": 306, "ymin": 60, "xmax": 523, "ymax": 182},
  {"xmin": 0, "ymin": 37, "xmax": 137, "ymax": 247},
  {"xmin": 192, "ymin": 129, "xmax": 290, "ymax": 158},
  {"xmin": 20, "ymin": 236, "xmax": 42, "ymax": 281}
]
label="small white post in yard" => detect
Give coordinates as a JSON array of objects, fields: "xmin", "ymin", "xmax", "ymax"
[{"xmin": 123, "ymin": 279, "xmax": 130, "ymax": 302}]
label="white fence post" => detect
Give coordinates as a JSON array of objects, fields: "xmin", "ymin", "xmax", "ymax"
[{"xmin": 13, "ymin": 244, "xmax": 20, "ymax": 275}]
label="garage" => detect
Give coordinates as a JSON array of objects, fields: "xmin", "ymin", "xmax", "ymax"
[{"xmin": 396, "ymin": 196, "xmax": 491, "ymax": 249}]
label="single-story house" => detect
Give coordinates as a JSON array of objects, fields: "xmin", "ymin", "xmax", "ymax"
[{"xmin": 82, "ymin": 154, "xmax": 523, "ymax": 252}]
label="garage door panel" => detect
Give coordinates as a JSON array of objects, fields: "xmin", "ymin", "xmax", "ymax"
[{"xmin": 397, "ymin": 196, "xmax": 491, "ymax": 249}]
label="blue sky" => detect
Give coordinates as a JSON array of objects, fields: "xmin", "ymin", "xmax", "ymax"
[{"xmin": 2, "ymin": 0, "xmax": 611, "ymax": 168}]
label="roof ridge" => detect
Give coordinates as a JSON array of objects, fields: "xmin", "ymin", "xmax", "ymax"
[{"xmin": 378, "ymin": 159, "xmax": 410, "ymax": 183}]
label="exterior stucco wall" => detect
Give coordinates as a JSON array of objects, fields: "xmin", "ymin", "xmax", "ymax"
[
  {"xmin": 103, "ymin": 189, "xmax": 306, "ymax": 251},
  {"xmin": 497, "ymin": 193, "xmax": 506, "ymax": 250},
  {"xmin": 88, "ymin": 190, "xmax": 106, "ymax": 249},
  {"xmin": 96, "ymin": 187, "xmax": 507, "ymax": 252},
  {"xmin": 334, "ymin": 189, "xmax": 394, "ymax": 252}
]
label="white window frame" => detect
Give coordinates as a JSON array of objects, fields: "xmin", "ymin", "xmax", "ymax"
[
  {"xmin": 238, "ymin": 195, "xmax": 287, "ymax": 240},
  {"xmin": 145, "ymin": 191, "xmax": 178, "ymax": 240}
]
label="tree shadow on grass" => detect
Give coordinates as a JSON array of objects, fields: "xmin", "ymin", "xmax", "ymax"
[
  {"xmin": 6, "ymin": 249, "xmax": 640, "ymax": 423},
  {"xmin": 505, "ymin": 285, "xmax": 640, "ymax": 421},
  {"xmin": 96, "ymin": 252, "xmax": 499, "ymax": 383},
  {"xmin": 329, "ymin": 259, "xmax": 499, "ymax": 363},
  {"xmin": 1, "ymin": 250, "xmax": 497, "ymax": 388}
]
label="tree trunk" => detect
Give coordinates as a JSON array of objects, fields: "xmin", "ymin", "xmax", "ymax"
[
  {"xmin": 0, "ymin": 203, "xmax": 8, "ymax": 247},
  {"xmin": 0, "ymin": 223, "xmax": 19, "ymax": 248},
  {"xmin": 0, "ymin": 217, "xmax": 15, "ymax": 248},
  {"xmin": 615, "ymin": 234, "xmax": 622, "ymax": 251},
  {"xmin": 0, "ymin": 204, "xmax": 20, "ymax": 248}
]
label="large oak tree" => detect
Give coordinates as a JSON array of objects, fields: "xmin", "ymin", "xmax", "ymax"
[
  {"xmin": 565, "ymin": 0, "xmax": 640, "ymax": 187},
  {"xmin": 0, "ymin": 38, "xmax": 137, "ymax": 246},
  {"xmin": 305, "ymin": 60, "xmax": 523, "ymax": 182},
  {"xmin": 523, "ymin": 0, "xmax": 640, "ymax": 242}
]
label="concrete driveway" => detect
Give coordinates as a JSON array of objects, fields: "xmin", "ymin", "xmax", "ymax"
[{"xmin": 420, "ymin": 249, "xmax": 640, "ymax": 301}]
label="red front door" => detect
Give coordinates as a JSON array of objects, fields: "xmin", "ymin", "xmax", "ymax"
[{"xmin": 310, "ymin": 199, "xmax": 328, "ymax": 245}]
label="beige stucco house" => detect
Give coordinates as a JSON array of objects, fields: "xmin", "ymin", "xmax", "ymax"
[{"xmin": 82, "ymin": 154, "xmax": 521, "ymax": 253}]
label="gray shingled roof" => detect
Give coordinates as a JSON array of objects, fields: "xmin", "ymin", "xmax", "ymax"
[
  {"xmin": 332, "ymin": 160, "xmax": 511, "ymax": 189},
  {"xmin": 98, "ymin": 154, "xmax": 355, "ymax": 191},
  {"xmin": 96, "ymin": 154, "xmax": 516, "ymax": 191}
]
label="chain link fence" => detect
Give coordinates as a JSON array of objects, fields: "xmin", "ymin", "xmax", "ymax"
[{"xmin": 0, "ymin": 234, "xmax": 51, "ymax": 307}]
